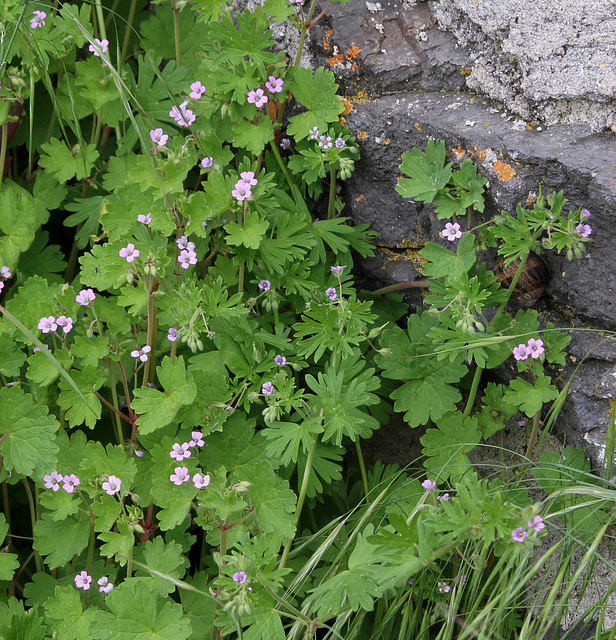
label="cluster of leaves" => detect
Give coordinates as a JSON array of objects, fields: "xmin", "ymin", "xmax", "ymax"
[{"xmin": 0, "ymin": 1, "xmax": 607, "ymax": 639}]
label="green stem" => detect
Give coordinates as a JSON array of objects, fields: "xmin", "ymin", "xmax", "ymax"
[
  {"xmin": 355, "ymin": 440, "xmax": 370, "ymax": 500},
  {"xmin": 94, "ymin": 0, "xmax": 107, "ymax": 41},
  {"xmin": 525, "ymin": 410, "xmax": 542, "ymax": 460},
  {"xmin": 0, "ymin": 124, "xmax": 8, "ymax": 190},
  {"xmin": 22, "ymin": 480, "xmax": 43, "ymax": 572},
  {"xmin": 172, "ymin": 1, "xmax": 181, "ymax": 68},
  {"xmin": 119, "ymin": 0, "xmax": 139, "ymax": 66},
  {"xmin": 269, "ymin": 141, "xmax": 294, "ymax": 190},
  {"xmin": 327, "ymin": 166, "xmax": 337, "ymax": 219},
  {"xmin": 294, "ymin": 0, "xmax": 320, "ymax": 67},
  {"xmin": 106, "ymin": 361, "xmax": 125, "ymax": 445},
  {"xmin": 143, "ymin": 281, "xmax": 158, "ymax": 387}
]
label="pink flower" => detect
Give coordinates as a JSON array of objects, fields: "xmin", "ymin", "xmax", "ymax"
[
  {"xmin": 258, "ymin": 279, "xmax": 271, "ymax": 291},
  {"xmin": 167, "ymin": 328, "xmax": 178, "ymax": 342},
  {"xmin": 189, "ymin": 431, "xmax": 205, "ymax": 447},
  {"xmin": 76, "ymin": 288, "xmax": 96, "ymax": 305},
  {"xmin": 0, "ymin": 282, "xmax": 3, "ymax": 294},
  {"xmin": 511, "ymin": 527, "xmax": 527, "ymax": 542},
  {"xmin": 30, "ymin": 10, "xmax": 47, "ymax": 29},
  {"xmin": 232, "ymin": 181, "xmax": 252, "ymax": 201},
  {"xmin": 176, "ymin": 235, "xmax": 195, "ymax": 251},
  {"xmin": 201, "ymin": 157, "xmax": 213, "ymax": 169},
  {"xmin": 331, "ymin": 265, "xmax": 346, "ymax": 274},
  {"xmin": 576, "ymin": 223, "xmax": 592, "ymax": 237},
  {"xmin": 247, "ymin": 88, "xmax": 268, "ymax": 108},
  {"xmin": 240, "ymin": 171, "xmax": 258, "ymax": 186},
  {"xmin": 170, "ymin": 466, "xmax": 190, "ymax": 485},
  {"xmin": 233, "ymin": 571, "xmax": 247, "ymax": 584},
  {"xmin": 119, "ymin": 243, "xmax": 139, "ymax": 263},
  {"xmin": 274, "ymin": 354, "xmax": 286, "ymax": 366},
  {"xmin": 56, "ymin": 315, "xmax": 73, "ymax": 334},
  {"xmin": 63, "ymin": 474, "xmax": 80, "ymax": 493},
  {"xmin": 1, "ymin": 266, "xmax": 12, "ymax": 279},
  {"xmin": 169, "ymin": 102, "xmax": 195, "ymax": 127},
  {"xmin": 138, "ymin": 212, "xmax": 152, "ymax": 225},
  {"xmin": 101, "ymin": 475, "xmax": 122, "ymax": 496},
  {"xmin": 178, "ymin": 249, "xmax": 197, "ymax": 269},
  {"xmin": 43, "ymin": 471, "xmax": 63, "ymax": 491},
  {"xmin": 326, "ymin": 287, "xmax": 337, "ymax": 301},
  {"xmin": 89, "ymin": 38, "xmax": 109, "ymax": 57},
  {"xmin": 512, "ymin": 344, "xmax": 529, "ymax": 361},
  {"xmin": 262, "ymin": 381, "xmax": 274, "ymax": 396},
  {"xmin": 149, "ymin": 128, "xmax": 168, "ymax": 146},
  {"xmin": 528, "ymin": 515, "xmax": 545, "ymax": 532},
  {"xmin": 170, "ymin": 442, "xmax": 192, "ymax": 461},
  {"xmin": 335, "ymin": 137, "xmax": 346, "ymax": 148},
  {"xmin": 38, "ymin": 316, "xmax": 57, "ymax": 334},
  {"xmin": 131, "ymin": 345, "xmax": 151, "ymax": 362},
  {"xmin": 421, "ymin": 478, "xmax": 437, "ymax": 491},
  {"xmin": 265, "ymin": 76, "xmax": 284, "ymax": 93},
  {"xmin": 581, "ymin": 208, "xmax": 591, "ymax": 218},
  {"xmin": 442, "ymin": 222, "xmax": 462, "ymax": 241},
  {"xmin": 193, "ymin": 473, "xmax": 210, "ymax": 488},
  {"xmin": 98, "ymin": 576, "xmax": 114, "ymax": 593},
  {"xmin": 437, "ymin": 493, "xmax": 451, "ymax": 501},
  {"xmin": 189, "ymin": 81, "xmax": 206, "ymax": 99},
  {"xmin": 526, "ymin": 338, "xmax": 545, "ymax": 359},
  {"xmin": 75, "ymin": 571, "xmax": 92, "ymax": 590}
]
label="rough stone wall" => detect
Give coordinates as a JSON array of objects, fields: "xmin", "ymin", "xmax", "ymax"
[{"xmin": 306, "ymin": 0, "xmax": 616, "ymax": 469}]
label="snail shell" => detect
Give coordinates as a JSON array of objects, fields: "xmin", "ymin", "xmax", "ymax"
[{"xmin": 493, "ymin": 251, "xmax": 550, "ymax": 307}]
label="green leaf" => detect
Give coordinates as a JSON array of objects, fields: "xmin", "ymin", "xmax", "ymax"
[
  {"xmin": 57, "ymin": 365, "xmax": 104, "ymax": 429},
  {"xmin": 476, "ymin": 383, "xmax": 518, "ymax": 438},
  {"xmin": 261, "ymin": 420, "xmax": 321, "ymax": 466},
  {"xmin": 0, "ymin": 386, "xmax": 59, "ymax": 479},
  {"xmin": 0, "ymin": 333, "xmax": 27, "ymax": 376},
  {"xmin": 79, "ymin": 441, "xmax": 137, "ymax": 492},
  {"xmin": 132, "ymin": 357, "xmax": 197, "ymax": 434},
  {"xmin": 17, "ymin": 230, "xmax": 67, "ymax": 283},
  {"xmin": 0, "ymin": 609, "xmax": 48, "ymax": 640},
  {"xmin": 420, "ymin": 231, "xmax": 476, "ymax": 278},
  {"xmin": 420, "ymin": 413, "xmax": 481, "ymax": 482},
  {"xmin": 309, "ymin": 566, "xmax": 379, "ymax": 617},
  {"xmin": 43, "ymin": 586, "xmax": 98, "ymax": 640},
  {"xmin": 0, "ymin": 514, "xmax": 18, "ymax": 581},
  {"xmin": 233, "ymin": 118, "xmax": 274, "ymax": 154},
  {"xmin": 64, "ymin": 197, "xmax": 106, "ymax": 250},
  {"xmin": 39, "ymin": 138, "xmax": 100, "ymax": 184},
  {"xmin": 90, "ymin": 579, "xmax": 192, "ymax": 640},
  {"xmin": 26, "ymin": 347, "xmax": 74, "ymax": 387},
  {"xmin": 79, "ymin": 243, "xmax": 130, "ymax": 290},
  {"xmin": 134, "ymin": 538, "xmax": 189, "ymax": 596},
  {"xmin": 286, "ymin": 67, "xmax": 344, "ymax": 139},
  {"xmin": 243, "ymin": 610, "xmax": 285, "ymax": 640},
  {"xmin": 504, "ymin": 373, "xmax": 559, "ymax": 417},
  {"xmin": 0, "ymin": 181, "xmax": 40, "ymax": 266},
  {"xmin": 224, "ymin": 211, "xmax": 270, "ymax": 250},
  {"xmin": 396, "ymin": 140, "xmax": 452, "ymax": 203},
  {"xmin": 34, "ymin": 512, "xmax": 90, "ymax": 569},
  {"xmin": 99, "ymin": 520, "xmax": 135, "ymax": 566}
]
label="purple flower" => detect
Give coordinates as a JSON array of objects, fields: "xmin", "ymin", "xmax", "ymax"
[
  {"xmin": 119, "ymin": 243, "xmax": 139, "ymax": 263},
  {"xmin": 265, "ymin": 76, "xmax": 284, "ymax": 93},
  {"xmin": 233, "ymin": 571, "xmax": 247, "ymax": 584},
  {"xmin": 75, "ymin": 571, "xmax": 92, "ymax": 590},
  {"xmin": 76, "ymin": 288, "xmax": 96, "ymax": 306},
  {"xmin": 262, "ymin": 381, "xmax": 274, "ymax": 396},
  {"xmin": 240, "ymin": 171, "xmax": 258, "ymax": 186},
  {"xmin": 0, "ymin": 266, "xmax": 11, "ymax": 279},
  {"xmin": 581, "ymin": 208, "xmax": 591, "ymax": 218},
  {"xmin": 280, "ymin": 138, "xmax": 291, "ymax": 150},
  {"xmin": 318, "ymin": 135, "xmax": 333, "ymax": 149},
  {"xmin": 189, "ymin": 81, "xmax": 206, "ymax": 99},
  {"xmin": 30, "ymin": 10, "xmax": 47, "ymax": 29},
  {"xmin": 247, "ymin": 88, "xmax": 268, "ymax": 108},
  {"xmin": 63, "ymin": 474, "xmax": 80, "ymax": 494},
  {"xmin": 169, "ymin": 102, "xmax": 196, "ymax": 127},
  {"xmin": 193, "ymin": 473, "xmax": 210, "ymax": 489},
  {"xmin": 512, "ymin": 527, "xmax": 527, "ymax": 542},
  {"xmin": 274, "ymin": 354, "xmax": 287, "ymax": 366},
  {"xmin": 56, "ymin": 315, "xmax": 73, "ymax": 334},
  {"xmin": 442, "ymin": 222, "xmax": 462, "ymax": 241},
  {"xmin": 512, "ymin": 343, "xmax": 529, "ymax": 361},
  {"xmin": 43, "ymin": 471, "xmax": 63, "ymax": 492},
  {"xmin": 309, "ymin": 126, "xmax": 320, "ymax": 140},
  {"xmin": 232, "ymin": 181, "xmax": 252, "ymax": 201},
  {"xmin": 335, "ymin": 137, "xmax": 346, "ymax": 148},
  {"xmin": 437, "ymin": 493, "xmax": 451, "ymax": 501},
  {"xmin": 38, "ymin": 316, "xmax": 57, "ymax": 334},
  {"xmin": 0, "ymin": 282, "xmax": 3, "ymax": 294},
  {"xmin": 178, "ymin": 249, "xmax": 197, "ymax": 269},
  {"xmin": 528, "ymin": 515, "xmax": 545, "ymax": 532},
  {"xmin": 149, "ymin": 128, "xmax": 168, "ymax": 146},
  {"xmin": 330, "ymin": 265, "xmax": 346, "ymax": 274},
  {"xmin": 102, "ymin": 475, "xmax": 122, "ymax": 496},
  {"xmin": 167, "ymin": 327, "xmax": 178, "ymax": 342},
  {"xmin": 437, "ymin": 581, "xmax": 450, "ymax": 593},
  {"xmin": 33, "ymin": 344, "xmax": 49, "ymax": 353},
  {"xmin": 576, "ymin": 223, "xmax": 592, "ymax": 237},
  {"xmin": 176, "ymin": 235, "xmax": 195, "ymax": 251},
  {"xmin": 138, "ymin": 212, "xmax": 152, "ymax": 225},
  {"xmin": 526, "ymin": 338, "xmax": 545, "ymax": 359},
  {"xmin": 258, "ymin": 279, "xmax": 271, "ymax": 291},
  {"xmin": 326, "ymin": 287, "xmax": 337, "ymax": 301},
  {"xmin": 98, "ymin": 576, "xmax": 114, "ymax": 594},
  {"xmin": 131, "ymin": 345, "xmax": 152, "ymax": 362},
  {"xmin": 189, "ymin": 431, "xmax": 205, "ymax": 447},
  {"xmin": 170, "ymin": 466, "xmax": 190, "ymax": 485},
  {"xmin": 88, "ymin": 38, "xmax": 109, "ymax": 57},
  {"xmin": 201, "ymin": 157, "xmax": 213, "ymax": 169},
  {"xmin": 422, "ymin": 478, "xmax": 437, "ymax": 491},
  {"xmin": 170, "ymin": 442, "xmax": 192, "ymax": 461}
]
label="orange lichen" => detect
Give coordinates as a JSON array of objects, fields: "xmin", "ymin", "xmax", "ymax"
[
  {"xmin": 357, "ymin": 131, "xmax": 367, "ymax": 140},
  {"xmin": 413, "ymin": 123, "xmax": 423, "ymax": 131},
  {"xmin": 383, "ymin": 138, "xmax": 391, "ymax": 145},
  {"xmin": 452, "ymin": 145, "xmax": 466, "ymax": 161},
  {"xmin": 493, "ymin": 161, "xmax": 517, "ymax": 182},
  {"xmin": 477, "ymin": 149, "xmax": 488, "ymax": 160},
  {"xmin": 346, "ymin": 45, "xmax": 362, "ymax": 59},
  {"xmin": 340, "ymin": 98, "xmax": 353, "ymax": 115},
  {"xmin": 328, "ymin": 53, "xmax": 345, "ymax": 66},
  {"xmin": 355, "ymin": 194, "xmax": 365, "ymax": 202},
  {"xmin": 323, "ymin": 29, "xmax": 334, "ymax": 51}
]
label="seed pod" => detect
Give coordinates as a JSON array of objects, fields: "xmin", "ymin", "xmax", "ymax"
[{"xmin": 493, "ymin": 251, "xmax": 550, "ymax": 307}]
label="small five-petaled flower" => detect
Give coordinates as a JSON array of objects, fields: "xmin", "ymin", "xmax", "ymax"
[
  {"xmin": 442, "ymin": 222, "xmax": 462, "ymax": 241},
  {"xmin": 75, "ymin": 571, "xmax": 92, "ymax": 590}
]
